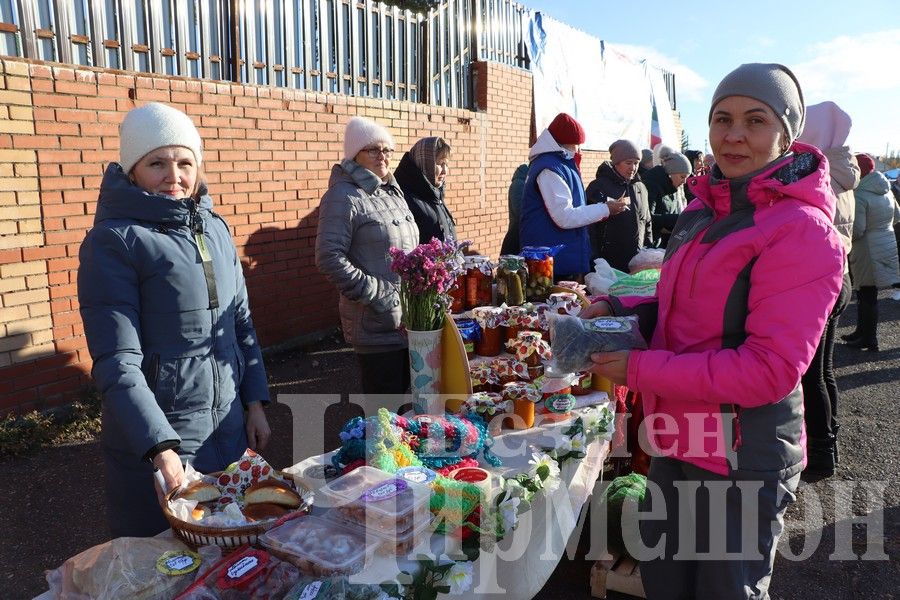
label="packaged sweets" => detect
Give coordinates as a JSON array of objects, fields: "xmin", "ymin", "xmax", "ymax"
[
  {"xmin": 176, "ymin": 546, "xmax": 301, "ymax": 599},
  {"xmin": 548, "ymin": 313, "xmax": 647, "ymax": 374},
  {"xmin": 259, "ymin": 515, "xmax": 375, "ymax": 577}
]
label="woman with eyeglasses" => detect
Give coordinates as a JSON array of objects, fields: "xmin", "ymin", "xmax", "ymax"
[
  {"xmin": 394, "ymin": 136, "xmax": 457, "ymax": 244},
  {"xmin": 316, "ymin": 116, "xmax": 419, "ymax": 395}
]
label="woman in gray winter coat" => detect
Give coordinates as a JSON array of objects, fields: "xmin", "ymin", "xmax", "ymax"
[
  {"xmin": 315, "ymin": 117, "xmax": 419, "ymax": 395},
  {"xmin": 78, "ymin": 103, "xmax": 271, "ymax": 537},
  {"xmin": 845, "ymin": 154, "xmax": 900, "ymax": 351}
]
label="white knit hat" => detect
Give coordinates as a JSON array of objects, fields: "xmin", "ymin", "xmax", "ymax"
[
  {"xmin": 119, "ymin": 102, "xmax": 203, "ymax": 173},
  {"xmin": 343, "ymin": 116, "xmax": 394, "ymax": 160}
]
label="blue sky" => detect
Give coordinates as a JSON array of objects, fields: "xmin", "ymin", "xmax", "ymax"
[{"xmin": 522, "ymin": 1, "xmax": 900, "ymax": 157}]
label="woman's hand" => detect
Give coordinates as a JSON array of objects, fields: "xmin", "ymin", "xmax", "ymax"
[
  {"xmin": 245, "ymin": 402, "xmax": 271, "ymax": 452},
  {"xmin": 589, "ymin": 350, "xmax": 630, "ymax": 385},
  {"xmin": 579, "ymin": 299, "xmax": 612, "ymax": 320},
  {"xmin": 152, "ymin": 449, "xmax": 185, "ymax": 506},
  {"xmin": 607, "ymin": 195, "xmax": 631, "ymax": 216}
]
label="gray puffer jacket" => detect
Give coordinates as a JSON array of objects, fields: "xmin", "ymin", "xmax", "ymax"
[
  {"xmin": 849, "ymin": 171, "xmax": 900, "ymax": 289},
  {"xmin": 78, "ymin": 164, "xmax": 269, "ymax": 536},
  {"xmin": 316, "ymin": 160, "xmax": 419, "ymax": 349}
]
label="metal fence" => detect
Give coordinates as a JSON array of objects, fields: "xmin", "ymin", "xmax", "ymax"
[{"xmin": 0, "ymin": 0, "xmax": 530, "ymax": 109}]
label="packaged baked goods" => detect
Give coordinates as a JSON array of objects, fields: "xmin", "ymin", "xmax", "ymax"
[
  {"xmin": 259, "ymin": 515, "xmax": 376, "ymax": 577},
  {"xmin": 548, "ymin": 313, "xmax": 646, "ymax": 374},
  {"xmin": 316, "ymin": 466, "xmax": 431, "ymax": 534},
  {"xmin": 45, "ymin": 537, "xmax": 208, "ymax": 600},
  {"xmin": 283, "ymin": 575, "xmax": 402, "ymax": 600},
  {"xmin": 176, "ymin": 545, "xmax": 301, "ymax": 599}
]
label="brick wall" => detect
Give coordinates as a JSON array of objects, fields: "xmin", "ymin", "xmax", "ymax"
[{"xmin": 0, "ymin": 57, "xmax": 540, "ymax": 414}]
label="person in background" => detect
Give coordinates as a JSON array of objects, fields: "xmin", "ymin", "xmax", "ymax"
[
  {"xmin": 519, "ymin": 112, "xmax": 629, "ymax": 280},
  {"xmin": 316, "ymin": 117, "xmax": 419, "ymax": 395},
  {"xmin": 394, "ymin": 136, "xmax": 457, "ymax": 244},
  {"xmin": 683, "ymin": 149, "xmax": 705, "ymax": 201},
  {"xmin": 891, "ymin": 174, "xmax": 900, "ymax": 271},
  {"xmin": 703, "ymin": 152, "xmax": 716, "ymax": 172},
  {"xmin": 638, "ymin": 148, "xmax": 654, "ymax": 178},
  {"xmin": 642, "ymin": 146, "xmax": 692, "ymax": 248},
  {"xmin": 844, "ymin": 153, "xmax": 900, "ymax": 351},
  {"xmin": 795, "ymin": 100, "xmax": 859, "ymax": 478},
  {"xmin": 78, "ymin": 102, "xmax": 271, "ymax": 537},
  {"xmin": 584, "ymin": 63, "xmax": 843, "ymax": 598},
  {"xmin": 500, "ymin": 163, "xmax": 529, "ymax": 255},
  {"xmin": 585, "ymin": 139, "xmax": 652, "ymax": 271}
]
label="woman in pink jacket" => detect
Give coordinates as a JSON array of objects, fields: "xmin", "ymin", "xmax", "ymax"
[{"xmin": 584, "ymin": 63, "xmax": 843, "ymax": 599}]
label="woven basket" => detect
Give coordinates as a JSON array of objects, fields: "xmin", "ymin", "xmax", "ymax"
[{"xmin": 163, "ymin": 475, "xmax": 311, "ymax": 551}]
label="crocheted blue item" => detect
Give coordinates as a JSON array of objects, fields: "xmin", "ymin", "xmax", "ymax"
[{"xmin": 331, "ymin": 411, "xmax": 502, "ymax": 470}]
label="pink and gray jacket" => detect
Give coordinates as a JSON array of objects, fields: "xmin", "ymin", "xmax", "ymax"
[{"xmin": 608, "ymin": 142, "xmax": 843, "ymax": 478}]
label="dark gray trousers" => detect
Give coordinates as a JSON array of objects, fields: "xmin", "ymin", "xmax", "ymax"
[{"xmin": 638, "ymin": 456, "xmax": 800, "ymax": 600}]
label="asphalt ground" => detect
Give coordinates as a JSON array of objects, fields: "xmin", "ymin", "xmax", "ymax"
[{"xmin": 2, "ymin": 290, "xmax": 897, "ymax": 599}]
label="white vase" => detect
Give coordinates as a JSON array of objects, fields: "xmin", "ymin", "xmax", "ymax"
[{"xmin": 407, "ymin": 327, "xmax": 443, "ymax": 413}]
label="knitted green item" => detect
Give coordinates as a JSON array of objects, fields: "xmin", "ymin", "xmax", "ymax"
[{"xmin": 601, "ymin": 473, "xmax": 647, "ymax": 557}]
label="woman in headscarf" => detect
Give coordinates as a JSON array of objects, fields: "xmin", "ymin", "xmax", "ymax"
[
  {"xmin": 796, "ymin": 100, "xmax": 859, "ymax": 478},
  {"xmin": 583, "ymin": 63, "xmax": 844, "ymax": 598},
  {"xmin": 394, "ymin": 136, "xmax": 457, "ymax": 244}
]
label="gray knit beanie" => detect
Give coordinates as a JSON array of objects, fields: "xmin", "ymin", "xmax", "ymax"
[
  {"xmin": 609, "ymin": 139, "xmax": 640, "ymax": 165},
  {"xmin": 708, "ymin": 63, "xmax": 805, "ymax": 143},
  {"xmin": 662, "ymin": 150, "xmax": 692, "ymax": 175}
]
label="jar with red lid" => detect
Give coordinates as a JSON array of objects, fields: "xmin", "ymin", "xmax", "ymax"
[
  {"xmin": 464, "ymin": 255, "xmax": 494, "ymax": 309},
  {"xmin": 471, "ymin": 306, "xmax": 503, "ymax": 357},
  {"xmin": 521, "ymin": 246, "xmax": 556, "ymax": 301},
  {"xmin": 449, "ymin": 272, "xmax": 466, "ymax": 313}
]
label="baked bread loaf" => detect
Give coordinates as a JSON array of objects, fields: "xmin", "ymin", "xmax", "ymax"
[
  {"xmin": 175, "ymin": 481, "xmax": 222, "ymax": 503},
  {"xmin": 243, "ymin": 502, "xmax": 289, "ymax": 522},
  {"xmin": 244, "ymin": 478, "xmax": 302, "ymax": 508}
]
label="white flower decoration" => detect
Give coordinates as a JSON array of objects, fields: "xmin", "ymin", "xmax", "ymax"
[
  {"xmin": 498, "ymin": 494, "xmax": 521, "ymax": 533},
  {"xmin": 528, "ymin": 451, "xmax": 561, "ymax": 492},
  {"xmin": 447, "ymin": 561, "xmax": 475, "ymax": 595},
  {"xmin": 569, "ymin": 432, "xmax": 587, "ymax": 453}
]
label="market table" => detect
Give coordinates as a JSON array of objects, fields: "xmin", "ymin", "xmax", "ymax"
[{"xmin": 284, "ymin": 401, "xmax": 613, "ymax": 599}]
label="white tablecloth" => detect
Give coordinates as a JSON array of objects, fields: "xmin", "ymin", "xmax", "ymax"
[{"xmin": 284, "ymin": 403, "xmax": 612, "ymax": 599}]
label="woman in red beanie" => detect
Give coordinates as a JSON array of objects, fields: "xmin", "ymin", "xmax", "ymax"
[{"xmin": 519, "ymin": 113, "xmax": 630, "ymax": 280}]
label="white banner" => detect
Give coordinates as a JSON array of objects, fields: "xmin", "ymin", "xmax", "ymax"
[{"xmin": 528, "ymin": 12, "xmax": 653, "ymax": 150}]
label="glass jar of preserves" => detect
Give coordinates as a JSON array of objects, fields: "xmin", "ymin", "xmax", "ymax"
[
  {"xmin": 464, "ymin": 255, "xmax": 493, "ymax": 309},
  {"xmin": 495, "ymin": 255, "xmax": 528, "ymax": 306},
  {"xmin": 449, "ymin": 271, "xmax": 466, "ymax": 313},
  {"xmin": 521, "ymin": 246, "xmax": 555, "ymax": 301},
  {"xmin": 471, "ymin": 306, "xmax": 504, "ymax": 357},
  {"xmin": 454, "ymin": 318, "xmax": 481, "ymax": 360}
]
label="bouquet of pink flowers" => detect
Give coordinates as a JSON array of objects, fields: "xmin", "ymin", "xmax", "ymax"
[{"xmin": 389, "ymin": 238, "xmax": 466, "ymax": 331}]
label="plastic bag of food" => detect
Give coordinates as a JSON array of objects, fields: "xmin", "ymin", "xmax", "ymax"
[
  {"xmin": 600, "ymin": 473, "xmax": 647, "ymax": 557},
  {"xmin": 283, "ymin": 575, "xmax": 402, "ymax": 599},
  {"xmin": 45, "ymin": 537, "xmax": 218, "ymax": 600},
  {"xmin": 548, "ymin": 313, "xmax": 647, "ymax": 374},
  {"xmin": 584, "ymin": 258, "xmax": 627, "ymax": 296},
  {"xmin": 607, "ymin": 268, "xmax": 660, "ymax": 297}
]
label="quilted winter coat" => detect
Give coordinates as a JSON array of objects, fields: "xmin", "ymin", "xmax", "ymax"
[{"xmin": 78, "ymin": 164, "xmax": 269, "ymax": 536}]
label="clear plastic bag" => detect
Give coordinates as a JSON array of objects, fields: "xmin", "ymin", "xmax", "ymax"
[{"xmin": 548, "ymin": 313, "xmax": 647, "ymax": 374}]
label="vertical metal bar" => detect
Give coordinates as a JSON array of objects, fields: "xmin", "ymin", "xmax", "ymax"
[
  {"xmin": 349, "ymin": 0, "xmax": 364, "ymax": 96},
  {"xmin": 245, "ymin": 0, "xmax": 258, "ymax": 83},
  {"xmin": 437, "ymin": 5, "xmax": 446, "ymax": 106},
  {"xmin": 18, "ymin": 0, "xmax": 38, "ymax": 59},
  {"xmin": 265, "ymin": 0, "xmax": 276, "ymax": 84},
  {"xmin": 119, "ymin": 0, "xmax": 136, "ymax": 71},
  {"xmin": 403, "ymin": 9, "xmax": 412, "ymax": 102},
  {"xmin": 390, "ymin": 4, "xmax": 399, "ymax": 99},
  {"xmin": 198, "ymin": 0, "xmax": 210, "ymax": 78},
  {"xmin": 229, "ymin": 0, "xmax": 240, "ymax": 82},
  {"xmin": 377, "ymin": 1, "xmax": 385, "ymax": 99},
  {"xmin": 316, "ymin": 0, "xmax": 327, "ymax": 91},
  {"xmin": 335, "ymin": 0, "xmax": 345, "ymax": 93},
  {"xmin": 146, "ymin": 0, "xmax": 162, "ymax": 73},
  {"xmin": 89, "ymin": 0, "xmax": 106, "ymax": 67},
  {"xmin": 302, "ymin": 0, "xmax": 314, "ymax": 89},
  {"xmin": 457, "ymin": 0, "xmax": 467, "ymax": 107},
  {"xmin": 282, "ymin": 0, "xmax": 295, "ymax": 87},
  {"xmin": 52, "ymin": 0, "xmax": 73, "ymax": 64},
  {"xmin": 174, "ymin": 0, "xmax": 188, "ymax": 75},
  {"xmin": 446, "ymin": 0, "xmax": 455, "ymax": 107}
]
